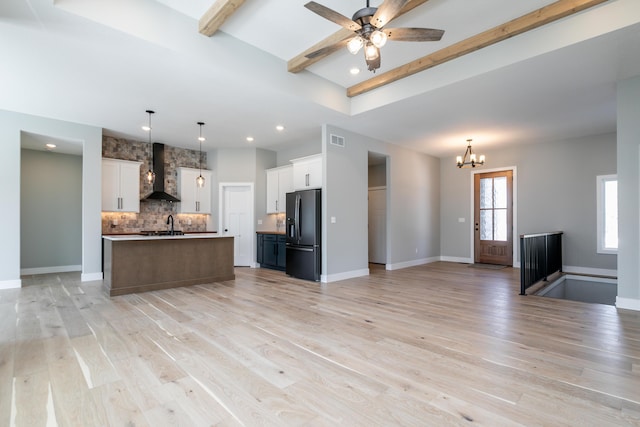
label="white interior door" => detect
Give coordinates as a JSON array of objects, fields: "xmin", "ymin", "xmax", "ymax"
[
  {"xmin": 220, "ymin": 184, "xmax": 253, "ymax": 267},
  {"xmin": 368, "ymin": 188, "xmax": 387, "ymax": 264}
]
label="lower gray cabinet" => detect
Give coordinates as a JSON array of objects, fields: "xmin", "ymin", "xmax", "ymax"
[{"xmin": 257, "ymin": 233, "xmax": 286, "ymax": 271}]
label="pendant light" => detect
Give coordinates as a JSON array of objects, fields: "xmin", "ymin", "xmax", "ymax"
[
  {"xmin": 196, "ymin": 122, "xmax": 205, "ymax": 188},
  {"xmin": 143, "ymin": 110, "xmax": 155, "ymax": 185}
]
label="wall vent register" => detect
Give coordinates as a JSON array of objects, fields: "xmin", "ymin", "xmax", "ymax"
[{"xmin": 330, "ymin": 134, "xmax": 345, "ymax": 147}]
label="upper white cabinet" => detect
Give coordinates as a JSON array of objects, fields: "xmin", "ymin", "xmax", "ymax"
[
  {"xmin": 266, "ymin": 165, "xmax": 293, "ymax": 214},
  {"xmin": 177, "ymin": 167, "xmax": 212, "ymax": 214},
  {"xmin": 291, "ymin": 154, "xmax": 322, "ymax": 190},
  {"xmin": 102, "ymin": 158, "xmax": 142, "ymax": 212}
]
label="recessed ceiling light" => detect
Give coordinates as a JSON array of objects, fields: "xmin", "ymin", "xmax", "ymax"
[
  {"xmin": 276, "ymin": 125, "xmax": 285, "ymax": 132},
  {"xmin": 350, "ymin": 67, "xmax": 360, "ymax": 75},
  {"xmin": 142, "ymin": 125, "xmax": 151, "ymax": 131},
  {"xmin": 246, "ymin": 136, "xmax": 254, "ymax": 142},
  {"xmin": 45, "ymin": 143, "xmax": 56, "ymax": 149}
]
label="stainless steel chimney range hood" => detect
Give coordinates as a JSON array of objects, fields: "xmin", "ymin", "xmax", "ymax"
[{"xmin": 143, "ymin": 143, "xmax": 180, "ymax": 203}]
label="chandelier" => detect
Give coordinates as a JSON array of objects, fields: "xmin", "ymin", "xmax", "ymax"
[{"xmin": 456, "ymin": 139, "xmax": 485, "ymax": 168}]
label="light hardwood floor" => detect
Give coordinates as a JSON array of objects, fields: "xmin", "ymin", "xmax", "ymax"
[{"xmin": 3, "ymin": 262, "xmax": 640, "ymax": 426}]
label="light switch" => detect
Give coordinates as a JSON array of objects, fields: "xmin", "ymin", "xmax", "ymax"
[
  {"xmin": 331, "ymin": 216, "xmax": 336, "ymax": 224},
  {"xmin": 257, "ymin": 219, "xmax": 263, "ymax": 225},
  {"xmin": 458, "ymin": 218, "xmax": 465, "ymax": 223}
]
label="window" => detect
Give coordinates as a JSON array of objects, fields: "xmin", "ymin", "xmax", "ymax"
[{"xmin": 597, "ymin": 174, "xmax": 618, "ymax": 254}]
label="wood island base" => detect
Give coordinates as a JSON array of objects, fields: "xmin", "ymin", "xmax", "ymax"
[{"xmin": 103, "ymin": 235, "xmax": 235, "ymax": 296}]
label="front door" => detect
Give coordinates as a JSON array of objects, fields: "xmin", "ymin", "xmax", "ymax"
[
  {"xmin": 220, "ymin": 184, "xmax": 253, "ymax": 266},
  {"xmin": 474, "ymin": 170, "xmax": 513, "ymax": 265}
]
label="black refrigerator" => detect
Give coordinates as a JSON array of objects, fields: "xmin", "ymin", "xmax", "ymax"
[{"xmin": 285, "ymin": 189, "xmax": 321, "ymax": 281}]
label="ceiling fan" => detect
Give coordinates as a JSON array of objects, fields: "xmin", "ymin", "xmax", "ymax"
[{"xmin": 304, "ymin": 0, "xmax": 444, "ymax": 72}]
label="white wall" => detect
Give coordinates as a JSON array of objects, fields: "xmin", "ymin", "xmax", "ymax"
[
  {"xmin": 617, "ymin": 75, "xmax": 640, "ymax": 310},
  {"xmin": 0, "ymin": 110, "xmax": 102, "ymax": 288}
]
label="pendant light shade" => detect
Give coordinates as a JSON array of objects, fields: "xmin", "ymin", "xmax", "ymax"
[
  {"xmin": 144, "ymin": 110, "xmax": 155, "ymax": 185},
  {"xmin": 196, "ymin": 122, "xmax": 205, "ymax": 188}
]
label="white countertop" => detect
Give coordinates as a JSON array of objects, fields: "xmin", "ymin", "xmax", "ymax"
[{"xmin": 103, "ymin": 233, "xmax": 226, "ymax": 241}]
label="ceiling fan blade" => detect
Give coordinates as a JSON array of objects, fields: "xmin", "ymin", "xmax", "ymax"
[
  {"xmin": 305, "ymin": 39, "xmax": 350, "ymax": 59},
  {"xmin": 383, "ymin": 27, "xmax": 444, "ymax": 42},
  {"xmin": 371, "ymin": 0, "xmax": 409, "ymax": 29},
  {"xmin": 304, "ymin": 2, "xmax": 361, "ymax": 31}
]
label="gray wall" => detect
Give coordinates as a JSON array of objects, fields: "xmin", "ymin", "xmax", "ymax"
[
  {"xmin": 276, "ymin": 138, "xmax": 321, "ymax": 166},
  {"xmin": 0, "ymin": 110, "xmax": 102, "ymax": 287},
  {"xmin": 211, "ymin": 147, "xmax": 275, "ymax": 262},
  {"xmin": 255, "ymin": 148, "xmax": 277, "ymax": 231},
  {"xmin": 368, "ymin": 163, "xmax": 386, "ymax": 188},
  {"xmin": 322, "ymin": 124, "xmax": 441, "ymax": 280},
  {"xmin": 21, "ymin": 149, "xmax": 82, "ymax": 271},
  {"xmin": 617, "ymin": 75, "xmax": 640, "ymax": 308},
  {"xmin": 440, "ymin": 132, "xmax": 617, "ymax": 272}
]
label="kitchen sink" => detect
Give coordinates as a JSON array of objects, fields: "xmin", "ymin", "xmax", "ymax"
[{"xmin": 140, "ymin": 230, "xmax": 185, "ymax": 236}]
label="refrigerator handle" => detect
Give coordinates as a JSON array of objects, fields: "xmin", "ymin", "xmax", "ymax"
[{"xmin": 295, "ymin": 194, "xmax": 301, "ymax": 242}]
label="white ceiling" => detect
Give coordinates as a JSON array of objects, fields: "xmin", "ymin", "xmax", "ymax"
[{"xmin": 2, "ymin": 0, "xmax": 640, "ymax": 158}]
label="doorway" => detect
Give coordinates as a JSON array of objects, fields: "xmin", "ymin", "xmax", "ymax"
[
  {"xmin": 20, "ymin": 133, "xmax": 83, "ymax": 276},
  {"xmin": 473, "ymin": 169, "xmax": 514, "ymax": 265},
  {"xmin": 368, "ymin": 152, "xmax": 388, "ymax": 266},
  {"xmin": 219, "ymin": 183, "xmax": 254, "ymax": 267}
]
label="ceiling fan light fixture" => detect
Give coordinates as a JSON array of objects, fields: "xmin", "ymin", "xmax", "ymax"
[
  {"xmin": 347, "ymin": 36, "xmax": 364, "ymax": 55},
  {"xmin": 370, "ymin": 30, "xmax": 387, "ymax": 48},
  {"xmin": 364, "ymin": 42, "xmax": 379, "ymax": 61}
]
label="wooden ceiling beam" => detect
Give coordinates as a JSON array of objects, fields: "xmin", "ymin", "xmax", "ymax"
[
  {"xmin": 288, "ymin": 0, "xmax": 432, "ymax": 73},
  {"xmin": 199, "ymin": 0, "xmax": 246, "ymax": 37},
  {"xmin": 347, "ymin": 0, "xmax": 609, "ymax": 97}
]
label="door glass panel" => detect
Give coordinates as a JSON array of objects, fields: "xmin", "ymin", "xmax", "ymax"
[
  {"xmin": 494, "ymin": 209, "xmax": 507, "ymax": 241},
  {"xmin": 480, "ymin": 178, "xmax": 493, "ymax": 209},
  {"xmin": 494, "ymin": 177, "xmax": 507, "ymax": 209},
  {"xmin": 480, "ymin": 210, "xmax": 493, "ymax": 240}
]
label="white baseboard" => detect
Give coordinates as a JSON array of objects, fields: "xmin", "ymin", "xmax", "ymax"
[
  {"xmin": 0, "ymin": 279, "xmax": 21, "ymax": 289},
  {"xmin": 616, "ymin": 297, "xmax": 640, "ymax": 311},
  {"xmin": 562, "ymin": 265, "xmax": 617, "ymax": 277},
  {"xmin": 322, "ymin": 268, "xmax": 369, "ymax": 283},
  {"xmin": 21, "ymin": 265, "xmax": 82, "ymax": 276},
  {"xmin": 386, "ymin": 257, "xmax": 440, "ymax": 271},
  {"xmin": 81, "ymin": 272, "xmax": 103, "ymax": 282},
  {"xmin": 439, "ymin": 256, "xmax": 473, "ymax": 264}
]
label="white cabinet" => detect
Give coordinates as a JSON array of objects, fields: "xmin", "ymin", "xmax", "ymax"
[
  {"xmin": 102, "ymin": 158, "xmax": 142, "ymax": 212},
  {"xmin": 265, "ymin": 165, "xmax": 292, "ymax": 214},
  {"xmin": 177, "ymin": 167, "xmax": 212, "ymax": 214},
  {"xmin": 291, "ymin": 154, "xmax": 322, "ymax": 190}
]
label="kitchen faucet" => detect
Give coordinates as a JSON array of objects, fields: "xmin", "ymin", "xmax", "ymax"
[{"xmin": 167, "ymin": 214, "xmax": 174, "ymax": 235}]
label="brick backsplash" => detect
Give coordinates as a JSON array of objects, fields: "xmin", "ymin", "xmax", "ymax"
[{"xmin": 102, "ymin": 136, "xmax": 210, "ymax": 234}]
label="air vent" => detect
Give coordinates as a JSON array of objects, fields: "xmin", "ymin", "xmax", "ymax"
[{"xmin": 330, "ymin": 134, "xmax": 345, "ymax": 148}]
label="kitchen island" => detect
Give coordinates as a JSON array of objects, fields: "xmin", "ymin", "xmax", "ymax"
[{"xmin": 103, "ymin": 233, "xmax": 234, "ymax": 296}]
